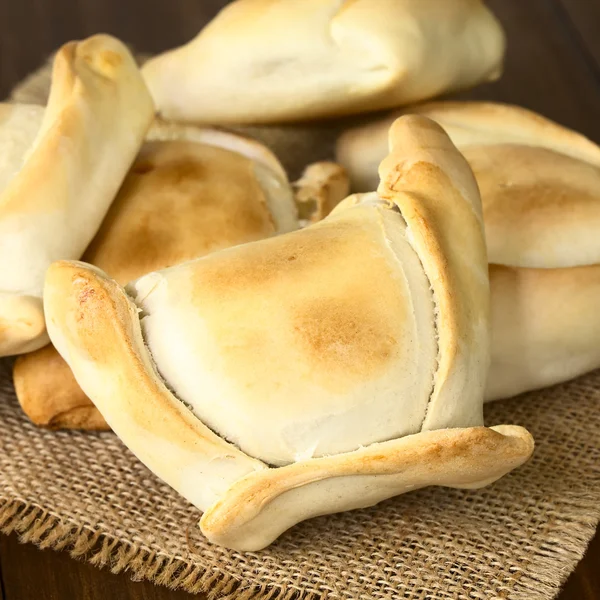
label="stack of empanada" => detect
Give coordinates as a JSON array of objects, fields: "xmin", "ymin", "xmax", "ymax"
[
  {"xmin": 7, "ymin": 0, "xmax": 597, "ymax": 552},
  {"xmin": 13, "ymin": 122, "xmax": 300, "ymax": 430},
  {"xmin": 336, "ymin": 102, "xmax": 600, "ymax": 401},
  {"xmin": 12, "ymin": 105, "xmax": 347, "ymax": 431}
]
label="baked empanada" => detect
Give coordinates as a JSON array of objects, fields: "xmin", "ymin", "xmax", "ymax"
[
  {"xmin": 337, "ymin": 101, "xmax": 600, "ymax": 400},
  {"xmin": 142, "ymin": 0, "xmax": 505, "ymax": 124},
  {"xmin": 44, "ymin": 116, "xmax": 532, "ymax": 551},
  {"xmin": 0, "ymin": 35, "xmax": 154, "ymax": 356},
  {"xmin": 14, "ymin": 123, "xmax": 347, "ymax": 430},
  {"xmin": 13, "ymin": 123, "xmax": 330, "ymax": 430}
]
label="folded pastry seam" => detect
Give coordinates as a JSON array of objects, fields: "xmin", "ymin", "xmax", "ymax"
[
  {"xmin": 336, "ymin": 100, "xmax": 600, "ymax": 401},
  {"xmin": 128, "ymin": 278, "xmax": 263, "ymax": 462},
  {"xmin": 376, "ymin": 197, "xmax": 442, "ymax": 434}
]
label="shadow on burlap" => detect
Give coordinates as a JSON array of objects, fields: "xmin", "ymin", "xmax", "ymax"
[{"xmin": 1, "ymin": 58, "xmax": 599, "ymax": 600}]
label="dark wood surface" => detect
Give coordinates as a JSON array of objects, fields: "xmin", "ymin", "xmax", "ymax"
[
  {"xmin": 556, "ymin": 0, "xmax": 600, "ymax": 69},
  {"xmin": 0, "ymin": 0, "xmax": 599, "ymax": 598}
]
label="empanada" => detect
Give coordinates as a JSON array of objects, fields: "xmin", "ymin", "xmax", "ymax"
[
  {"xmin": 14, "ymin": 123, "xmax": 347, "ymax": 430},
  {"xmin": 0, "ymin": 35, "xmax": 154, "ymax": 356},
  {"xmin": 15, "ymin": 124, "xmax": 299, "ymax": 429},
  {"xmin": 142, "ymin": 0, "xmax": 505, "ymax": 124},
  {"xmin": 336, "ymin": 101, "xmax": 600, "ymax": 400},
  {"xmin": 44, "ymin": 116, "xmax": 532, "ymax": 551}
]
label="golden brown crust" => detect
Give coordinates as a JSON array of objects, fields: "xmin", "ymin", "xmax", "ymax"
[
  {"xmin": 201, "ymin": 424, "xmax": 533, "ymax": 550},
  {"xmin": 46, "ymin": 258, "xmax": 532, "ymax": 551},
  {"xmin": 409, "ymin": 101, "xmax": 600, "ymax": 167},
  {"xmin": 337, "ymin": 102, "xmax": 600, "ymax": 401},
  {"xmin": 142, "ymin": 0, "xmax": 504, "ymax": 124},
  {"xmin": 147, "ymin": 119, "xmax": 288, "ymax": 181},
  {"xmin": 487, "ymin": 262, "xmax": 600, "ymax": 401},
  {"xmin": 393, "ymin": 102, "xmax": 600, "ymax": 169},
  {"xmin": 378, "ymin": 115, "xmax": 489, "ymax": 431},
  {"xmin": 45, "ymin": 261, "xmax": 266, "ymax": 508},
  {"xmin": 0, "ymin": 34, "xmax": 154, "ymax": 357},
  {"xmin": 0, "ymin": 295, "xmax": 48, "ymax": 357},
  {"xmin": 336, "ymin": 100, "xmax": 600, "ymax": 192},
  {"xmin": 85, "ymin": 140, "xmax": 278, "ymax": 283},
  {"xmin": 15, "ymin": 131, "xmax": 296, "ymax": 430},
  {"xmin": 161, "ymin": 205, "xmax": 422, "ymax": 414},
  {"xmin": 293, "ymin": 161, "xmax": 350, "ymax": 223},
  {"xmin": 463, "ymin": 144, "xmax": 600, "ymax": 267},
  {"xmin": 47, "ymin": 405, "xmax": 108, "ymax": 430},
  {"xmin": 14, "ymin": 344, "xmax": 108, "ymax": 430}
]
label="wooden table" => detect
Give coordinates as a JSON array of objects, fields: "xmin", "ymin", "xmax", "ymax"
[{"xmin": 1, "ymin": 0, "xmax": 599, "ymax": 598}]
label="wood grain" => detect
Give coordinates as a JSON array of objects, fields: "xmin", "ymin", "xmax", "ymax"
[
  {"xmin": 0, "ymin": 0, "xmax": 599, "ymax": 598},
  {"xmin": 560, "ymin": 531, "xmax": 600, "ymax": 600},
  {"xmin": 0, "ymin": 0, "xmax": 228, "ymax": 101},
  {"xmin": 0, "ymin": 540, "xmax": 4, "ymax": 600},
  {"xmin": 456, "ymin": 0, "xmax": 600, "ymax": 142},
  {"xmin": 0, "ymin": 534, "xmax": 199, "ymax": 600},
  {"xmin": 555, "ymin": 0, "xmax": 600, "ymax": 72},
  {"xmin": 0, "ymin": 529, "xmax": 598, "ymax": 600}
]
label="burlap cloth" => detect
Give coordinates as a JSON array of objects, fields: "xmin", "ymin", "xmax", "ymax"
[{"xmin": 1, "ymin": 58, "xmax": 599, "ymax": 600}]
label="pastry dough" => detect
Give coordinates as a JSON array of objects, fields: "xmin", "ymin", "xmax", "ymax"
[
  {"xmin": 336, "ymin": 101, "xmax": 600, "ymax": 400},
  {"xmin": 14, "ymin": 123, "xmax": 307, "ymax": 430},
  {"xmin": 45, "ymin": 116, "xmax": 532, "ymax": 551},
  {"xmin": 488, "ymin": 263, "xmax": 600, "ymax": 401},
  {"xmin": 293, "ymin": 161, "xmax": 349, "ymax": 224},
  {"xmin": 142, "ymin": 0, "xmax": 505, "ymax": 124},
  {"xmin": 15, "ymin": 123, "xmax": 348, "ymax": 431},
  {"xmin": 0, "ymin": 35, "xmax": 154, "ymax": 356},
  {"xmin": 336, "ymin": 100, "xmax": 600, "ymax": 194}
]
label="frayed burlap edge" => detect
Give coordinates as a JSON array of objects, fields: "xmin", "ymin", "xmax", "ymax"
[
  {"xmin": 0, "ymin": 498, "xmax": 327, "ymax": 600},
  {"xmin": 511, "ymin": 505, "xmax": 598, "ymax": 600},
  {"xmin": 2, "ymin": 493, "xmax": 597, "ymax": 600}
]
